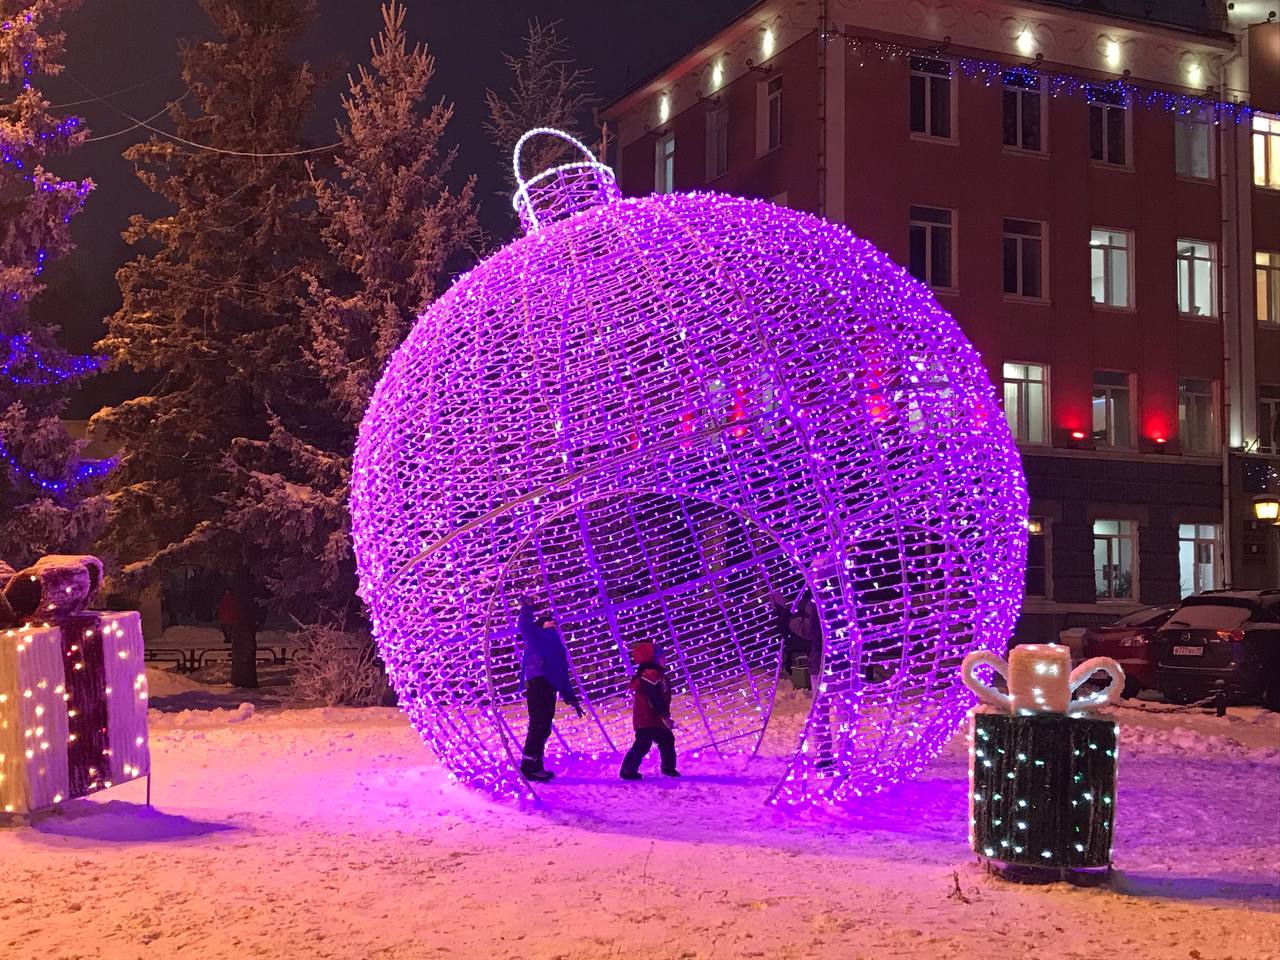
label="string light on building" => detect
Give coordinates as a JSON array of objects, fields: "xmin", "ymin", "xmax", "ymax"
[
  {"xmin": 350, "ymin": 128, "xmax": 1028, "ymax": 806},
  {"xmin": 825, "ymin": 31, "xmax": 1252, "ymax": 124}
]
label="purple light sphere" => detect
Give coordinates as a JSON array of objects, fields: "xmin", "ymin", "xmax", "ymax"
[{"xmin": 351, "ymin": 129, "xmax": 1027, "ymax": 805}]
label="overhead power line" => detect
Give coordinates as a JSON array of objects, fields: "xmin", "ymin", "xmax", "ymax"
[{"xmin": 67, "ymin": 74, "xmax": 344, "ymax": 159}]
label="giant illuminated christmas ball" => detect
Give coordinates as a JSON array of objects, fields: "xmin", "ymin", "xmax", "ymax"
[{"xmin": 351, "ymin": 129, "xmax": 1027, "ymax": 805}]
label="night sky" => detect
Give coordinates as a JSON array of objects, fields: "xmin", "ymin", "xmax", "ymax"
[{"xmin": 38, "ymin": 0, "xmax": 753, "ymax": 415}]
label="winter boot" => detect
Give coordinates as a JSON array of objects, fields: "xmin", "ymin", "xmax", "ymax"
[
  {"xmin": 521, "ymin": 756, "xmax": 555, "ymax": 782},
  {"xmin": 661, "ymin": 767, "xmax": 681, "ymax": 778},
  {"xmin": 619, "ymin": 770, "xmax": 643, "ymax": 781}
]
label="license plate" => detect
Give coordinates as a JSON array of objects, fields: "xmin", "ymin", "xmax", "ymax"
[{"xmin": 1172, "ymin": 645, "xmax": 1204, "ymax": 657}]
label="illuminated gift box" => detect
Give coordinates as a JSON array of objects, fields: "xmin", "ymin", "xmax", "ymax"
[
  {"xmin": 0, "ymin": 611, "xmax": 150, "ymax": 815},
  {"xmin": 969, "ymin": 711, "xmax": 1117, "ymax": 871}
]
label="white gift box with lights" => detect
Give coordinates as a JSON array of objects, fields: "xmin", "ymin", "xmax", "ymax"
[{"xmin": 0, "ymin": 611, "xmax": 149, "ymax": 815}]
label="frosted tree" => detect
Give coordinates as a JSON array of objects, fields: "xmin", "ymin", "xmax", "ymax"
[
  {"xmin": 94, "ymin": 0, "xmax": 323, "ymax": 687},
  {"xmin": 0, "ymin": 0, "xmax": 109, "ymax": 568},
  {"xmin": 484, "ymin": 19, "xmax": 597, "ymax": 207},
  {"xmin": 224, "ymin": 1, "xmax": 478, "ymax": 662}
]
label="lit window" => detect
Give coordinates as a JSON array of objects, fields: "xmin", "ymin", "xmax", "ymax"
[
  {"xmin": 1178, "ymin": 523, "xmax": 1221, "ymax": 596},
  {"xmin": 654, "ymin": 134, "xmax": 675, "ymax": 194},
  {"xmin": 1176, "ymin": 240, "xmax": 1216, "ymax": 318},
  {"xmin": 1087, "ymin": 86, "xmax": 1128, "ymax": 166},
  {"xmin": 1091, "ymin": 371, "xmax": 1132, "ymax": 448},
  {"xmin": 767, "ymin": 76, "xmax": 783, "ymax": 151},
  {"xmin": 1026, "ymin": 518, "xmax": 1049, "ymax": 597},
  {"xmin": 1178, "ymin": 377, "xmax": 1217, "ymax": 454},
  {"xmin": 908, "ymin": 205, "xmax": 954, "ymax": 289},
  {"xmin": 706, "ymin": 107, "xmax": 729, "ymax": 181},
  {"xmin": 1175, "ymin": 106, "xmax": 1213, "ymax": 179},
  {"xmin": 1001, "ymin": 70, "xmax": 1042, "ymax": 152},
  {"xmin": 1093, "ymin": 519, "xmax": 1136, "ymax": 600},
  {"xmin": 910, "ymin": 57, "xmax": 953, "ymax": 139},
  {"xmin": 1257, "ymin": 251, "xmax": 1280, "ymax": 326},
  {"xmin": 1258, "ymin": 385, "xmax": 1280, "ymax": 455},
  {"xmin": 1090, "ymin": 228, "xmax": 1131, "ymax": 308},
  {"xmin": 1253, "ymin": 114, "xmax": 1280, "ymax": 189},
  {"xmin": 1002, "ymin": 361, "xmax": 1048, "ymax": 445},
  {"xmin": 1003, "ymin": 218, "xmax": 1046, "ymax": 299}
]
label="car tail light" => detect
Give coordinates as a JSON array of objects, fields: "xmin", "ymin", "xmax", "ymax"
[
  {"xmin": 1213, "ymin": 628, "xmax": 1244, "ymax": 643},
  {"xmin": 1119, "ymin": 634, "xmax": 1149, "ymax": 647}
]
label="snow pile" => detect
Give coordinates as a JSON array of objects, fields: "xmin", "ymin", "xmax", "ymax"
[{"xmin": 144, "ymin": 666, "xmax": 208, "ymax": 698}]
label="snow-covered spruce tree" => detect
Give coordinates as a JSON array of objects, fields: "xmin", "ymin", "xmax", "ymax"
[
  {"xmin": 222, "ymin": 0, "xmax": 478, "ymax": 699},
  {"xmin": 94, "ymin": 0, "xmax": 324, "ymax": 688},
  {"xmin": 484, "ymin": 19, "xmax": 596, "ymax": 211},
  {"xmin": 0, "ymin": 0, "xmax": 109, "ymax": 568}
]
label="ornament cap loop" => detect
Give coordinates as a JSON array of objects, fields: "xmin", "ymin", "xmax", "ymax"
[{"xmin": 511, "ymin": 127, "xmax": 620, "ymax": 234}]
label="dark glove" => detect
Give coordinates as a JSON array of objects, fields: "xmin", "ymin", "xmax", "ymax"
[{"xmin": 566, "ymin": 696, "xmax": 585, "ymax": 719}]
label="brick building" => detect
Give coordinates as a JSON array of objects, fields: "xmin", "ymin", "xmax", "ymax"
[{"xmin": 600, "ymin": 0, "xmax": 1280, "ymax": 642}]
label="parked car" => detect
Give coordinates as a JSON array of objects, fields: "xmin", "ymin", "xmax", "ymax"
[
  {"xmin": 1080, "ymin": 605, "xmax": 1177, "ymax": 699},
  {"xmin": 1153, "ymin": 590, "xmax": 1280, "ymax": 709}
]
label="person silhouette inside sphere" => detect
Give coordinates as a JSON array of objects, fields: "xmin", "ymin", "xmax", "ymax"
[
  {"xmin": 620, "ymin": 641, "xmax": 679, "ymax": 781},
  {"xmin": 517, "ymin": 597, "xmax": 583, "ymax": 782}
]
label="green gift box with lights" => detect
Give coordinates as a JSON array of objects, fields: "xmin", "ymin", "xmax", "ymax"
[{"xmin": 968, "ymin": 712, "xmax": 1117, "ymax": 869}]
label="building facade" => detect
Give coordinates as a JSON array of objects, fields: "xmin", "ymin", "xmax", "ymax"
[{"xmin": 601, "ymin": 0, "xmax": 1280, "ymax": 642}]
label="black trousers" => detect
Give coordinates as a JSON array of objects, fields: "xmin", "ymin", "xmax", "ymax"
[
  {"xmin": 621, "ymin": 726, "xmax": 678, "ymax": 775},
  {"xmin": 522, "ymin": 676, "xmax": 557, "ymax": 771}
]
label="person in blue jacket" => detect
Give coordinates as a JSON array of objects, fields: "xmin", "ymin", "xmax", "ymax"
[{"xmin": 517, "ymin": 597, "xmax": 583, "ymax": 782}]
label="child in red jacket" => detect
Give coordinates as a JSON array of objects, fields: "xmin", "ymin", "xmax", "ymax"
[{"xmin": 620, "ymin": 641, "xmax": 680, "ymax": 780}]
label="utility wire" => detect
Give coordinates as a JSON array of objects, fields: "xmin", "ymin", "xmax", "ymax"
[
  {"xmin": 84, "ymin": 92, "xmax": 188, "ymax": 143},
  {"xmin": 67, "ymin": 74, "xmax": 344, "ymax": 158},
  {"xmin": 48, "ymin": 72, "xmax": 169, "ymax": 108}
]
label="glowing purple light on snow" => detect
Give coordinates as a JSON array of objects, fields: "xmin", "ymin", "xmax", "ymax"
[{"xmin": 350, "ymin": 129, "xmax": 1027, "ymax": 805}]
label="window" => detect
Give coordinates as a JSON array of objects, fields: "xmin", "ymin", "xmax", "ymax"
[
  {"xmin": 1093, "ymin": 519, "xmax": 1136, "ymax": 600},
  {"xmin": 766, "ymin": 76, "xmax": 783, "ymax": 151},
  {"xmin": 1175, "ymin": 106, "xmax": 1213, "ymax": 179},
  {"xmin": 1002, "ymin": 361, "xmax": 1048, "ymax": 444},
  {"xmin": 1026, "ymin": 518, "xmax": 1049, "ymax": 597},
  {"xmin": 1090, "ymin": 228, "xmax": 1132, "ymax": 308},
  {"xmin": 1178, "ymin": 523, "xmax": 1221, "ymax": 596},
  {"xmin": 1003, "ymin": 218, "xmax": 1046, "ymax": 299},
  {"xmin": 1178, "ymin": 377, "xmax": 1217, "ymax": 454},
  {"xmin": 1253, "ymin": 113, "xmax": 1280, "ymax": 189},
  {"xmin": 706, "ymin": 107, "xmax": 729, "ymax": 181},
  {"xmin": 1257, "ymin": 251, "xmax": 1280, "ymax": 327},
  {"xmin": 909, "ymin": 57, "xmax": 952, "ymax": 139},
  {"xmin": 1087, "ymin": 86, "xmax": 1128, "ymax": 166},
  {"xmin": 654, "ymin": 133, "xmax": 675, "ymax": 194},
  {"xmin": 1176, "ymin": 240, "xmax": 1216, "ymax": 318},
  {"xmin": 1001, "ymin": 70, "xmax": 1043, "ymax": 152},
  {"xmin": 908, "ymin": 205, "xmax": 954, "ymax": 289},
  {"xmin": 1091, "ymin": 371, "xmax": 1132, "ymax": 448},
  {"xmin": 1259, "ymin": 385, "xmax": 1280, "ymax": 455}
]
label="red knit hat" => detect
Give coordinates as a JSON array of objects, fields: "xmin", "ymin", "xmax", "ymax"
[{"xmin": 630, "ymin": 641, "xmax": 656, "ymax": 663}]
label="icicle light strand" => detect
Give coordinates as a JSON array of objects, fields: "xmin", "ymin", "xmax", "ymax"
[{"xmin": 826, "ymin": 31, "xmax": 1253, "ymax": 125}]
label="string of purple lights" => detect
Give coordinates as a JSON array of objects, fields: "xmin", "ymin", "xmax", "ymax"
[
  {"xmin": 827, "ymin": 30, "xmax": 1254, "ymax": 125},
  {"xmin": 0, "ymin": 14, "xmax": 108, "ymax": 497}
]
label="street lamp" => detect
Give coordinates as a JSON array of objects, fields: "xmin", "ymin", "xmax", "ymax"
[{"xmin": 1254, "ymin": 493, "xmax": 1280, "ymax": 524}]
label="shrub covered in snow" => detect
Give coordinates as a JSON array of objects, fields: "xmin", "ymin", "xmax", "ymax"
[{"xmin": 288, "ymin": 625, "xmax": 388, "ymax": 707}]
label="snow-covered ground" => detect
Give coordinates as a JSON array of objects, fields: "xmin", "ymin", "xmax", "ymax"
[{"xmin": 1, "ymin": 678, "xmax": 1277, "ymax": 960}]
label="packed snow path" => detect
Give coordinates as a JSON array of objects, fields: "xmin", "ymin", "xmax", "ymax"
[{"xmin": 1, "ymin": 691, "xmax": 1277, "ymax": 960}]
